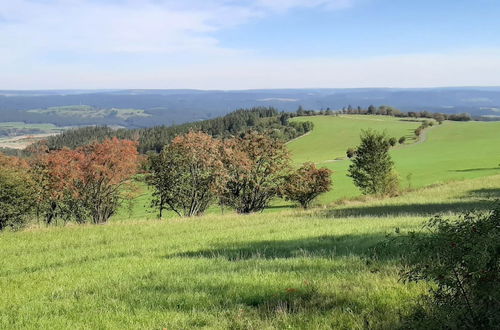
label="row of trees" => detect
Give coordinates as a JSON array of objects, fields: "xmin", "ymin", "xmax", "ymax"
[
  {"xmin": 340, "ymin": 105, "xmax": 472, "ymax": 122},
  {"xmin": 0, "ymin": 138, "xmax": 138, "ymax": 230},
  {"xmin": 147, "ymin": 131, "xmax": 332, "ymax": 217},
  {"xmin": 1, "ymin": 131, "xmax": 332, "ymax": 230}
]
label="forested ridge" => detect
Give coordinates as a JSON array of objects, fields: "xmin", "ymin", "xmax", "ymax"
[{"xmin": 41, "ymin": 107, "xmax": 313, "ymax": 153}]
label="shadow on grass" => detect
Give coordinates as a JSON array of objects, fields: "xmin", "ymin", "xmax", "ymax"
[
  {"xmin": 450, "ymin": 167, "xmax": 500, "ymax": 173},
  {"xmin": 323, "ymin": 200, "xmax": 496, "ymax": 219},
  {"xmin": 465, "ymin": 187, "xmax": 500, "ymax": 199},
  {"xmin": 165, "ymin": 232, "xmax": 413, "ymax": 262}
]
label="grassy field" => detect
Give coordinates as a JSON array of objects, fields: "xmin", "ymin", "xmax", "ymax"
[
  {"xmin": 113, "ymin": 116, "xmax": 500, "ymax": 220},
  {"xmin": 1, "ymin": 173, "xmax": 498, "ymax": 329},
  {"xmin": 0, "ymin": 122, "xmax": 67, "ymax": 149},
  {"xmin": 288, "ymin": 116, "xmax": 500, "ymax": 202}
]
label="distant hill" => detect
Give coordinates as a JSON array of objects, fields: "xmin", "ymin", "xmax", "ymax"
[{"xmin": 0, "ymin": 87, "xmax": 499, "ymax": 128}]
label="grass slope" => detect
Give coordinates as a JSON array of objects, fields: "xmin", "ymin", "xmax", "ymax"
[
  {"xmin": 288, "ymin": 116, "xmax": 500, "ymax": 202},
  {"xmin": 1, "ymin": 175, "xmax": 499, "ymax": 329}
]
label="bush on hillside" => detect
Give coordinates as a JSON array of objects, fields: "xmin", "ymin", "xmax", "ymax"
[
  {"xmin": 30, "ymin": 138, "xmax": 138, "ymax": 224},
  {"xmin": 398, "ymin": 136, "xmax": 406, "ymax": 144},
  {"xmin": 0, "ymin": 157, "xmax": 35, "ymax": 230},
  {"xmin": 401, "ymin": 206, "xmax": 500, "ymax": 329},
  {"xmin": 348, "ymin": 130, "xmax": 400, "ymax": 196},
  {"xmin": 221, "ymin": 132, "xmax": 291, "ymax": 213},
  {"xmin": 147, "ymin": 131, "xmax": 227, "ymax": 217},
  {"xmin": 281, "ymin": 162, "xmax": 332, "ymax": 209}
]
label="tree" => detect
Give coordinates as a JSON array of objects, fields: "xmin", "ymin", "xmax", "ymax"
[
  {"xmin": 388, "ymin": 137, "xmax": 397, "ymax": 147},
  {"xmin": 398, "ymin": 136, "xmax": 406, "ymax": 144},
  {"xmin": 0, "ymin": 154, "xmax": 35, "ymax": 230},
  {"xmin": 282, "ymin": 163, "xmax": 332, "ymax": 209},
  {"xmin": 31, "ymin": 138, "xmax": 138, "ymax": 224},
  {"xmin": 348, "ymin": 130, "xmax": 399, "ymax": 195},
  {"xmin": 221, "ymin": 132, "xmax": 291, "ymax": 213},
  {"xmin": 367, "ymin": 105, "xmax": 376, "ymax": 114},
  {"xmin": 76, "ymin": 138, "xmax": 138, "ymax": 223},
  {"xmin": 147, "ymin": 131, "xmax": 227, "ymax": 217}
]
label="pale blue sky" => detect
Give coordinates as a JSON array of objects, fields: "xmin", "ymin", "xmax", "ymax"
[{"xmin": 1, "ymin": 0, "xmax": 500, "ymax": 89}]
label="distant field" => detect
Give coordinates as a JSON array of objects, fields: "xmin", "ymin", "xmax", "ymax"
[
  {"xmin": 288, "ymin": 115, "xmax": 500, "ymax": 202},
  {"xmin": 0, "ymin": 122, "xmax": 66, "ymax": 149},
  {"xmin": 27, "ymin": 105, "xmax": 151, "ymax": 119},
  {"xmin": 1, "ymin": 175, "xmax": 498, "ymax": 329}
]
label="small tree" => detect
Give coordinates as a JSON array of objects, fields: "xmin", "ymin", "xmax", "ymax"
[
  {"xmin": 398, "ymin": 136, "xmax": 406, "ymax": 144},
  {"xmin": 221, "ymin": 132, "xmax": 291, "ymax": 213},
  {"xmin": 147, "ymin": 132, "xmax": 226, "ymax": 217},
  {"xmin": 31, "ymin": 138, "xmax": 138, "ymax": 224},
  {"xmin": 388, "ymin": 137, "xmax": 397, "ymax": 147},
  {"xmin": 282, "ymin": 163, "xmax": 332, "ymax": 209},
  {"xmin": 348, "ymin": 130, "xmax": 399, "ymax": 195}
]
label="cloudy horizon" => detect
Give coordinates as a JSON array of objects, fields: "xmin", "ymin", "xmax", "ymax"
[{"xmin": 2, "ymin": 0, "xmax": 500, "ymax": 90}]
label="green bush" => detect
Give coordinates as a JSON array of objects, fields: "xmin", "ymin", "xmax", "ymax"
[
  {"xmin": 0, "ymin": 169, "xmax": 35, "ymax": 230},
  {"xmin": 401, "ymin": 206, "xmax": 500, "ymax": 329}
]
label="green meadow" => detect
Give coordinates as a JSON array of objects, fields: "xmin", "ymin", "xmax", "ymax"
[
  {"xmin": 1, "ymin": 115, "xmax": 499, "ymax": 328},
  {"xmin": 1, "ymin": 174, "xmax": 499, "ymax": 329},
  {"xmin": 288, "ymin": 116, "xmax": 500, "ymax": 202}
]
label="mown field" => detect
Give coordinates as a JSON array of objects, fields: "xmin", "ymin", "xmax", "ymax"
[{"xmin": 1, "ymin": 173, "xmax": 499, "ymax": 329}]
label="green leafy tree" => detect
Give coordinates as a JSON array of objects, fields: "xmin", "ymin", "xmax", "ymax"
[
  {"xmin": 348, "ymin": 130, "xmax": 399, "ymax": 195},
  {"xmin": 221, "ymin": 132, "xmax": 291, "ymax": 213},
  {"xmin": 147, "ymin": 131, "xmax": 227, "ymax": 217},
  {"xmin": 282, "ymin": 162, "xmax": 332, "ymax": 208}
]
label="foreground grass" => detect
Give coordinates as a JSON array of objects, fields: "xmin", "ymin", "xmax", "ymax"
[{"xmin": 1, "ymin": 175, "xmax": 498, "ymax": 329}]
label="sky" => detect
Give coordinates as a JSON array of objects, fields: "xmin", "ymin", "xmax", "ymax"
[{"xmin": 1, "ymin": 0, "xmax": 500, "ymax": 89}]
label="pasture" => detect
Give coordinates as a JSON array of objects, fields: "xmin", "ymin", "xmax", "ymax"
[
  {"xmin": 288, "ymin": 116, "xmax": 500, "ymax": 201},
  {"xmin": 1, "ymin": 172, "xmax": 498, "ymax": 329}
]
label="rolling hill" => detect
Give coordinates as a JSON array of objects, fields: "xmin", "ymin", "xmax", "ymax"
[{"xmin": 1, "ymin": 114, "xmax": 499, "ymax": 329}]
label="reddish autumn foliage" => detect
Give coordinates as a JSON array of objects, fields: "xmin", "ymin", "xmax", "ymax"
[
  {"xmin": 31, "ymin": 138, "xmax": 138, "ymax": 224},
  {"xmin": 282, "ymin": 162, "xmax": 332, "ymax": 209}
]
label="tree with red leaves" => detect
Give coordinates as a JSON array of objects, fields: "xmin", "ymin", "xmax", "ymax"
[{"xmin": 31, "ymin": 138, "xmax": 138, "ymax": 224}]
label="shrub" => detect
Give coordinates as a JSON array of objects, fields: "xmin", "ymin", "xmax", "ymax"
[
  {"xmin": 401, "ymin": 206, "xmax": 500, "ymax": 329},
  {"xmin": 282, "ymin": 162, "xmax": 332, "ymax": 209},
  {"xmin": 398, "ymin": 136, "xmax": 406, "ymax": 144},
  {"xmin": 0, "ymin": 165, "xmax": 35, "ymax": 230},
  {"xmin": 221, "ymin": 132, "xmax": 291, "ymax": 213},
  {"xmin": 147, "ymin": 132, "xmax": 226, "ymax": 217},
  {"xmin": 31, "ymin": 138, "xmax": 138, "ymax": 224},
  {"xmin": 388, "ymin": 137, "xmax": 397, "ymax": 147}
]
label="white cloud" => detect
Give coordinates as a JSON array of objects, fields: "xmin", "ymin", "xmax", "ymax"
[
  {"xmin": 0, "ymin": 0, "xmax": 354, "ymax": 56},
  {"xmin": 3, "ymin": 49, "xmax": 500, "ymax": 89}
]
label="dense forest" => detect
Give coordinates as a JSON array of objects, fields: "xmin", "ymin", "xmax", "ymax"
[{"xmin": 40, "ymin": 107, "xmax": 314, "ymax": 153}]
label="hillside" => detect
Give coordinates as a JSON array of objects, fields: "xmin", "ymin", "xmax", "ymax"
[
  {"xmin": 288, "ymin": 115, "xmax": 500, "ymax": 202},
  {"xmin": 1, "ymin": 174, "xmax": 498, "ymax": 328}
]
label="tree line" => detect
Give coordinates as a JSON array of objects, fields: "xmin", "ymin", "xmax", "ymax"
[
  {"xmin": 0, "ymin": 130, "xmax": 331, "ymax": 230},
  {"xmin": 38, "ymin": 107, "xmax": 314, "ymax": 154}
]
